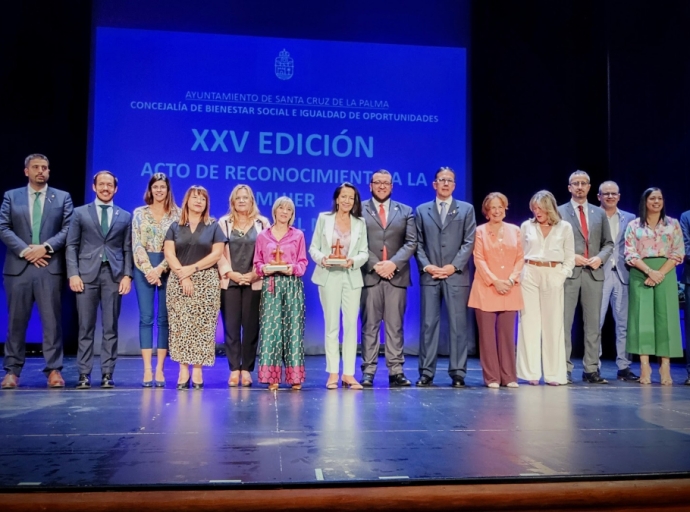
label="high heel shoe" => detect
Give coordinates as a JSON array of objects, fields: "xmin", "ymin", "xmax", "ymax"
[
  {"xmin": 176, "ymin": 378, "xmax": 190, "ymax": 390},
  {"xmin": 341, "ymin": 379, "xmax": 363, "ymax": 390},
  {"xmin": 291, "ymin": 383, "xmax": 302, "ymax": 390},
  {"xmin": 228, "ymin": 370, "xmax": 240, "ymax": 387},
  {"xmin": 154, "ymin": 378, "xmax": 166, "ymax": 388},
  {"xmin": 326, "ymin": 376, "xmax": 339, "ymax": 389},
  {"xmin": 142, "ymin": 367, "xmax": 153, "ymax": 387},
  {"xmin": 241, "ymin": 371, "xmax": 253, "ymax": 387},
  {"xmin": 268, "ymin": 383, "xmax": 279, "ymax": 391},
  {"xmin": 659, "ymin": 361, "xmax": 673, "ymax": 386},
  {"xmin": 639, "ymin": 362, "xmax": 652, "ymax": 385},
  {"xmin": 192, "ymin": 381, "xmax": 204, "ymax": 390}
]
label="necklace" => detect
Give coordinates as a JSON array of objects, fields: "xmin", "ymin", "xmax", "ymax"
[{"xmin": 233, "ymin": 218, "xmax": 252, "ymax": 237}]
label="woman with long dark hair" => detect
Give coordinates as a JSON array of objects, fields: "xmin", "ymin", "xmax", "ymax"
[
  {"xmin": 132, "ymin": 173, "xmax": 179, "ymax": 387},
  {"xmin": 624, "ymin": 187, "xmax": 684, "ymax": 385},
  {"xmin": 309, "ymin": 182, "xmax": 369, "ymax": 389}
]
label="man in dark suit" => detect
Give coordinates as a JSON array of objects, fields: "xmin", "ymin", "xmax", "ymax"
[
  {"xmin": 415, "ymin": 166, "xmax": 476, "ymax": 387},
  {"xmin": 66, "ymin": 170, "xmax": 132, "ymax": 389},
  {"xmin": 680, "ymin": 209, "xmax": 690, "ymax": 386},
  {"xmin": 360, "ymin": 169, "xmax": 417, "ymax": 387},
  {"xmin": 0, "ymin": 154, "xmax": 73, "ymax": 389},
  {"xmin": 597, "ymin": 181, "xmax": 639, "ymax": 381},
  {"xmin": 558, "ymin": 170, "xmax": 613, "ymax": 384}
]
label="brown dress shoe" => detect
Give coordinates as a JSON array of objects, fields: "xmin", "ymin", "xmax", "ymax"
[
  {"xmin": 47, "ymin": 370, "xmax": 65, "ymax": 388},
  {"xmin": 1, "ymin": 374, "xmax": 19, "ymax": 389}
]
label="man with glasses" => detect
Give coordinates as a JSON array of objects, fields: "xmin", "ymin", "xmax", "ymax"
[
  {"xmin": 0, "ymin": 154, "xmax": 73, "ymax": 389},
  {"xmin": 415, "ymin": 167, "xmax": 475, "ymax": 387},
  {"xmin": 558, "ymin": 171, "xmax": 613, "ymax": 384},
  {"xmin": 597, "ymin": 181, "xmax": 639, "ymax": 381},
  {"xmin": 360, "ymin": 170, "xmax": 417, "ymax": 387}
]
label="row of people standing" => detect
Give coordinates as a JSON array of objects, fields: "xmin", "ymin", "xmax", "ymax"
[{"xmin": 1, "ymin": 154, "xmax": 687, "ymax": 390}]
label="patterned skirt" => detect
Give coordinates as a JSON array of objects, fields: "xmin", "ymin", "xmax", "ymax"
[
  {"xmin": 257, "ymin": 275, "xmax": 306, "ymax": 384},
  {"xmin": 166, "ymin": 268, "xmax": 221, "ymax": 366}
]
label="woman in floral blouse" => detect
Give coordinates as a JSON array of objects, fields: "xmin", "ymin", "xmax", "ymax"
[
  {"xmin": 132, "ymin": 173, "xmax": 180, "ymax": 387},
  {"xmin": 624, "ymin": 187, "xmax": 685, "ymax": 385}
]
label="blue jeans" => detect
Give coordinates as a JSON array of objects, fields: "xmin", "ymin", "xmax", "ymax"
[{"xmin": 133, "ymin": 252, "xmax": 169, "ymax": 350}]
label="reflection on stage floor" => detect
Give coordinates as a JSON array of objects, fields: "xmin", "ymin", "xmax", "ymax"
[{"xmin": 0, "ymin": 356, "xmax": 689, "ymax": 488}]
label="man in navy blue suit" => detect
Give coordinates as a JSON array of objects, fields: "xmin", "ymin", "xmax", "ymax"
[
  {"xmin": 415, "ymin": 167, "xmax": 476, "ymax": 387},
  {"xmin": 66, "ymin": 170, "xmax": 132, "ymax": 389},
  {"xmin": 680, "ymin": 208, "xmax": 690, "ymax": 385},
  {"xmin": 0, "ymin": 154, "xmax": 73, "ymax": 389}
]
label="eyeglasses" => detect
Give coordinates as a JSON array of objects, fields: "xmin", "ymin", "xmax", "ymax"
[
  {"xmin": 371, "ymin": 181, "xmax": 392, "ymax": 186},
  {"xmin": 600, "ymin": 192, "xmax": 619, "ymax": 197},
  {"xmin": 569, "ymin": 181, "xmax": 590, "ymax": 187},
  {"xmin": 435, "ymin": 178, "xmax": 455, "ymax": 184}
]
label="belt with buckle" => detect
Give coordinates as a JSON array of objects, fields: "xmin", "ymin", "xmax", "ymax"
[{"xmin": 525, "ymin": 259, "xmax": 560, "ymax": 268}]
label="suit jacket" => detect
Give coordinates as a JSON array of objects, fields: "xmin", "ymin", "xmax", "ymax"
[
  {"xmin": 309, "ymin": 212, "xmax": 368, "ymax": 288},
  {"xmin": 680, "ymin": 210, "xmax": 690, "ymax": 284},
  {"xmin": 415, "ymin": 199, "xmax": 476, "ymax": 287},
  {"xmin": 0, "ymin": 186, "xmax": 73, "ymax": 276},
  {"xmin": 557, "ymin": 202, "xmax": 613, "ymax": 281},
  {"xmin": 66, "ymin": 202, "xmax": 133, "ymax": 283},
  {"xmin": 603, "ymin": 208, "xmax": 636, "ymax": 285},
  {"xmin": 361, "ymin": 199, "xmax": 417, "ymax": 288}
]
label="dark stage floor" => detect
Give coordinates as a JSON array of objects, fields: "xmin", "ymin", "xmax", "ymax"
[{"xmin": 1, "ymin": 355, "xmax": 689, "ymax": 489}]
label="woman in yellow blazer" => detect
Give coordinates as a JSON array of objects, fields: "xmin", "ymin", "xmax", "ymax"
[{"xmin": 310, "ymin": 182, "xmax": 369, "ymax": 389}]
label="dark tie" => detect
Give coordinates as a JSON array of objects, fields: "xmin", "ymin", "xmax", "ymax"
[
  {"xmin": 378, "ymin": 203, "xmax": 387, "ymax": 260},
  {"xmin": 578, "ymin": 205, "xmax": 589, "ymax": 258},
  {"xmin": 31, "ymin": 192, "xmax": 42, "ymax": 245},
  {"xmin": 100, "ymin": 205, "xmax": 109, "ymax": 261}
]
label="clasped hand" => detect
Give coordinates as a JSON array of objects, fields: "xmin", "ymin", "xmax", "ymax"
[
  {"xmin": 374, "ymin": 260, "xmax": 396, "ymax": 279},
  {"xmin": 426, "ymin": 264, "xmax": 456, "ymax": 279},
  {"xmin": 24, "ymin": 244, "xmax": 50, "ymax": 267},
  {"xmin": 644, "ymin": 269, "xmax": 664, "ymax": 287}
]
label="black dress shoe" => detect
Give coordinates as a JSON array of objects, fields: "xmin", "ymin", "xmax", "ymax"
[
  {"xmin": 684, "ymin": 377, "xmax": 690, "ymax": 386},
  {"xmin": 361, "ymin": 374, "xmax": 374, "ymax": 388},
  {"xmin": 566, "ymin": 371, "xmax": 573, "ymax": 384},
  {"xmin": 617, "ymin": 368, "xmax": 640, "ymax": 382},
  {"xmin": 582, "ymin": 371, "xmax": 608, "ymax": 384},
  {"xmin": 101, "ymin": 374, "xmax": 115, "ymax": 388},
  {"xmin": 389, "ymin": 374, "xmax": 411, "ymax": 387},
  {"xmin": 415, "ymin": 375, "xmax": 433, "ymax": 387},
  {"xmin": 75, "ymin": 374, "xmax": 91, "ymax": 389},
  {"xmin": 451, "ymin": 376, "xmax": 465, "ymax": 388}
]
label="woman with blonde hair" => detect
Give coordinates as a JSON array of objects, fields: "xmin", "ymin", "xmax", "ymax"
[
  {"xmin": 516, "ymin": 190, "xmax": 575, "ymax": 385},
  {"xmin": 164, "ymin": 186, "xmax": 225, "ymax": 389},
  {"xmin": 218, "ymin": 185, "xmax": 269, "ymax": 387},
  {"xmin": 253, "ymin": 196, "xmax": 308, "ymax": 391}
]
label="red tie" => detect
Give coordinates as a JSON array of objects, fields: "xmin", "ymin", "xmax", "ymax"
[
  {"xmin": 578, "ymin": 205, "xmax": 589, "ymax": 258},
  {"xmin": 379, "ymin": 203, "xmax": 387, "ymax": 260}
]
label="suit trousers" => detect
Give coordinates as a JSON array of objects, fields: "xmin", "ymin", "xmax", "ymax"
[
  {"xmin": 132, "ymin": 252, "xmax": 169, "ymax": 350},
  {"xmin": 564, "ymin": 268, "xmax": 604, "ymax": 374},
  {"xmin": 360, "ymin": 280, "xmax": 407, "ymax": 376},
  {"xmin": 475, "ymin": 309, "xmax": 517, "ymax": 386},
  {"xmin": 318, "ymin": 270, "xmax": 361, "ymax": 376},
  {"xmin": 598, "ymin": 269, "xmax": 631, "ymax": 370},
  {"xmin": 418, "ymin": 281, "xmax": 470, "ymax": 379},
  {"xmin": 76, "ymin": 263, "xmax": 122, "ymax": 375},
  {"xmin": 3, "ymin": 266, "xmax": 63, "ymax": 376},
  {"xmin": 221, "ymin": 285, "xmax": 261, "ymax": 372},
  {"xmin": 517, "ymin": 264, "xmax": 568, "ymax": 384},
  {"xmin": 685, "ymin": 291, "xmax": 690, "ymax": 375}
]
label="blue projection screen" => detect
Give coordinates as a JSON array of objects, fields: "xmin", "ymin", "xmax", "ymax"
[{"xmin": 89, "ymin": 27, "xmax": 467, "ymax": 354}]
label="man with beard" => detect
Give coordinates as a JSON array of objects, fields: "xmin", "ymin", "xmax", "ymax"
[
  {"xmin": 360, "ymin": 170, "xmax": 417, "ymax": 387},
  {"xmin": 0, "ymin": 154, "xmax": 73, "ymax": 389}
]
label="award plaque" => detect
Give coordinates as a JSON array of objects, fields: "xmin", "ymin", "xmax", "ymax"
[
  {"xmin": 325, "ymin": 238, "xmax": 348, "ymax": 266},
  {"xmin": 263, "ymin": 245, "xmax": 289, "ymax": 273}
]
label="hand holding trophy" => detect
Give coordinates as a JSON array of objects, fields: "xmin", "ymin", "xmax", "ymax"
[
  {"xmin": 263, "ymin": 245, "xmax": 289, "ymax": 274},
  {"xmin": 324, "ymin": 238, "xmax": 348, "ymax": 267}
]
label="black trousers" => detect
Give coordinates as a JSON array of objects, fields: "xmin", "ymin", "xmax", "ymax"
[{"xmin": 220, "ymin": 285, "xmax": 261, "ymax": 371}]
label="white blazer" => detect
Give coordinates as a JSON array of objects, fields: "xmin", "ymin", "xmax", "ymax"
[
  {"xmin": 217, "ymin": 215, "xmax": 269, "ymax": 290},
  {"xmin": 309, "ymin": 212, "xmax": 368, "ymax": 288}
]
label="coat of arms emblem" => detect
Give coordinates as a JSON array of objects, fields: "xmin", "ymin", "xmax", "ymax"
[{"xmin": 275, "ymin": 49, "xmax": 294, "ymax": 80}]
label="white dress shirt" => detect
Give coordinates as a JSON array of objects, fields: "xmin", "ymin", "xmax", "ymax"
[
  {"xmin": 27, "ymin": 184, "xmax": 48, "ymax": 225},
  {"xmin": 570, "ymin": 199, "xmax": 589, "ymax": 230},
  {"xmin": 95, "ymin": 198, "xmax": 114, "ymax": 227},
  {"xmin": 520, "ymin": 220, "xmax": 576, "ymax": 277},
  {"xmin": 373, "ymin": 198, "xmax": 390, "ymax": 223},
  {"xmin": 436, "ymin": 196, "xmax": 453, "ymax": 215}
]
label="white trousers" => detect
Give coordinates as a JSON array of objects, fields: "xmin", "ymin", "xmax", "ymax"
[
  {"xmin": 318, "ymin": 271, "xmax": 361, "ymax": 376},
  {"xmin": 517, "ymin": 264, "xmax": 568, "ymax": 384}
]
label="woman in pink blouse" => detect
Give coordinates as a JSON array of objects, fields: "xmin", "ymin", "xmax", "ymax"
[
  {"xmin": 624, "ymin": 187, "xmax": 685, "ymax": 385},
  {"xmin": 469, "ymin": 193, "xmax": 524, "ymax": 388},
  {"xmin": 253, "ymin": 196, "xmax": 308, "ymax": 391}
]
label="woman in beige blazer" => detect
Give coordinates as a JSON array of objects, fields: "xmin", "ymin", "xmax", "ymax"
[
  {"xmin": 310, "ymin": 183, "xmax": 369, "ymax": 389},
  {"xmin": 218, "ymin": 185, "xmax": 269, "ymax": 387}
]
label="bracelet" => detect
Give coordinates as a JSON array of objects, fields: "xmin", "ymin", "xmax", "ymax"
[{"xmin": 508, "ymin": 278, "xmax": 515, "ymax": 286}]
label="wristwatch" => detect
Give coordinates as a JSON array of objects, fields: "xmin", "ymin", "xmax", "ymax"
[{"xmin": 194, "ymin": 265, "xmax": 199, "ymax": 272}]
